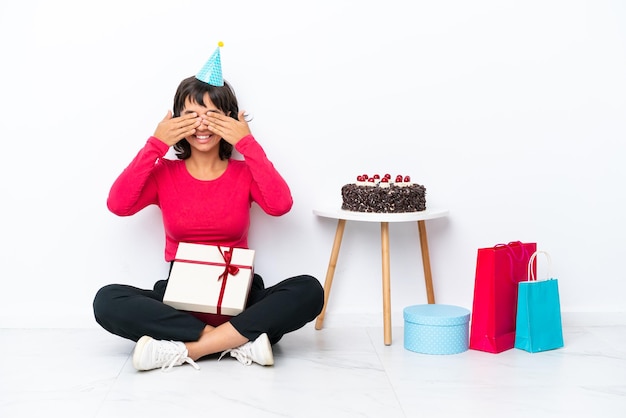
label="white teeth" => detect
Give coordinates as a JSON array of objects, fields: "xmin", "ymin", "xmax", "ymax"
[{"xmin": 196, "ymin": 135, "xmax": 210, "ymax": 140}]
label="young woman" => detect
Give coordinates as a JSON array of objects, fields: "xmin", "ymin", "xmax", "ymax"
[{"xmin": 93, "ymin": 76, "xmax": 324, "ymax": 372}]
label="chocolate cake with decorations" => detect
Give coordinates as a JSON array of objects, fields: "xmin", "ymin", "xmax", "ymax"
[{"xmin": 341, "ymin": 173, "xmax": 426, "ymax": 213}]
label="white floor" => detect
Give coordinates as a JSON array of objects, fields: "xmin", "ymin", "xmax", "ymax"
[{"xmin": 2, "ymin": 320, "xmax": 625, "ymax": 418}]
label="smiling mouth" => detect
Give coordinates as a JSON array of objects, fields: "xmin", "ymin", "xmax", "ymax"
[{"xmin": 194, "ymin": 134, "xmax": 216, "ymax": 143}]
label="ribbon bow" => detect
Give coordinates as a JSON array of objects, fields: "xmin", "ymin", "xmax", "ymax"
[{"xmin": 218, "ymin": 246, "xmax": 240, "ymax": 281}]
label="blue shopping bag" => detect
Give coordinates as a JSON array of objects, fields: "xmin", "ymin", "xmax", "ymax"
[{"xmin": 514, "ymin": 251, "xmax": 564, "ymax": 353}]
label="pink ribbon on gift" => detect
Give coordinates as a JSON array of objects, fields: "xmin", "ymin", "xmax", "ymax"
[{"xmin": 174, "ymin": 246, "xmax": 252, "ymax": 315}]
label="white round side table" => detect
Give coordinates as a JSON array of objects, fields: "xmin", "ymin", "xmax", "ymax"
[{"xmin": 313, "ymin": 207, "xmax": 449, "ymax": 345}]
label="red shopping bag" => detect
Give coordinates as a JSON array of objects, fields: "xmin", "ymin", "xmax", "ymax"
[{"xmin": 469, "ymin": 241, "xmax": 536, "ymax": 353}]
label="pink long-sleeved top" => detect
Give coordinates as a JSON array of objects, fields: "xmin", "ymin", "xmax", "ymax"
[{"xmin": 107, "ymin": 135, "xmax": 293, "ymax": 261}]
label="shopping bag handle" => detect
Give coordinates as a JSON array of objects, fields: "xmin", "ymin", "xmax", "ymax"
[
  {"xmin": 494, "ymin": 241, "xmax": 532, "ymax": 284},
  {"xmin": 526, "ymin": 250, "xmax": 553, "ymax": 282},
  {"xmin": 495, "ymin": 241, "xmax": 528, "ymax": 261}
]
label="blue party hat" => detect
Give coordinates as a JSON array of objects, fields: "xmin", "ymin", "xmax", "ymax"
[{"xmin": 195, "ymin": 41, "xmax": 224, "ymax": 86}]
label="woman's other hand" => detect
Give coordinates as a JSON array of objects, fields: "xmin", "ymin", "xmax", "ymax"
[
  {"xmin": 203, "ymin": 110, "xmax": 251, "ymax": 146},
  {"xmin": 153, "ymin": 111, "xmax": 201, "ymax": 146}
]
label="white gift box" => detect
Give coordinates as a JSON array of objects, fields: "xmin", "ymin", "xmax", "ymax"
[{"xmin": 163, "ymin": 243, "xmax": 255, "ymax": 317}]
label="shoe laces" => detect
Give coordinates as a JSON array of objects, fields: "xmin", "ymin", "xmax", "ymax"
[
  {"xmin": 157, "ymin": 341, "xmax": 200, "ymax": 372},
  {"xmin": 219, "ymin": 342, "xmax": 253, "ymax": 366}
]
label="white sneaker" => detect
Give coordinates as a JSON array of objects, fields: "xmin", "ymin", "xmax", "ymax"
[
  {"xmin": 219, "ymin": 333, "xmax": 274, "ymax": 366},
  {"xmin": 132, "ymin": 335, "xmax": 200, "ymax": 372}
]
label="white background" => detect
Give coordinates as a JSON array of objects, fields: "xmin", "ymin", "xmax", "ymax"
[{"xmin": 1, "ymin": 0, "xmax": 624, "ymax": 328}]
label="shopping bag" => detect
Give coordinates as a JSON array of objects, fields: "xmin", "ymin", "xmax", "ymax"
[
  {"xmin": 469, "ymin": 241, "xmax": 536, "ymax": 353},
  {"xmin": 514, "ymin": 250, "xmax": 564, "ymax": 352}
]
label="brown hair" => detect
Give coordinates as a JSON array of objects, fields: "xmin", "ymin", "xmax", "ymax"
[{"xmin": 172, "ymin": 76, "xmax": 240, "ymax": 160}]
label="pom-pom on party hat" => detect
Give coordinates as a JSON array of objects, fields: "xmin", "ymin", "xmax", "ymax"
[{"xmin": 195, "ymin": 41, "xmax": 224, "ymax": 86}]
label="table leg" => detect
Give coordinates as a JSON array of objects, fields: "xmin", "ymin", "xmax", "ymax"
[
  {"xmin": 381, "ymin": 222, "xmax": 392, "ymax": 345},
  {"xmin": 418, "ymin": 220, "xmax": 436, "ymax": 304},
  {"xmin": 315, "ymin": 219, "xmax": 346, "ymax": 330}
]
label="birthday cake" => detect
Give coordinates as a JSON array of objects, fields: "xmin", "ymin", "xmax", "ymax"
[{"xmin": 341, "ymin": 174, "xmax": 426, "ymax": 213}]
